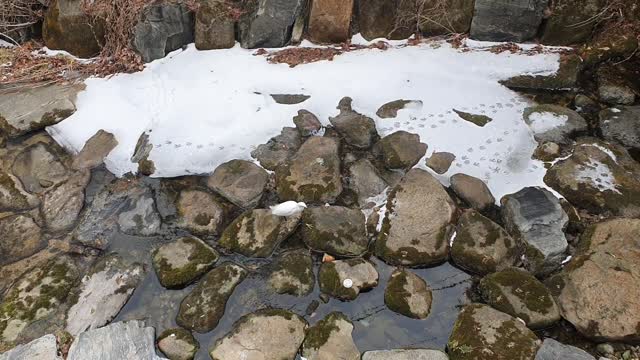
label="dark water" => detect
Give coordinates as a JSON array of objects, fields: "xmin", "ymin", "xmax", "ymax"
[{"xmin": 109, "ymin": 232, "xmax": 472, "ymax": 360}]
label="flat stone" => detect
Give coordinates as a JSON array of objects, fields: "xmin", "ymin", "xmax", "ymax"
[
  {"xmin": 535, "ymin": 338, "xmax": 596, "ymax": 360},
  {"xmin": 175, "ymin": 189, "xmax": 225, "ymax": 236},
  {"xmin": 384, "ymin": 269, "xmax": 432, "ymax": 319},
  {"xmin": 268, "ymin": 249, "xmax": 315, "ymax": 296},
  {"xmin": 362, "ymin": 349, "xmax": 449, "ymax": 360},
  {"xmin": 275, "ymin": 136, "xmax": 342, "ymax": 203},
  {"xmin": 66, "ymin": 255, "xmax": 145, "ymax": 335},
  {"xmin": 302, "ymin": 312, "xmax": 359, "ymax": 360},
  {"xmin": 209, "ymin": 309, "xmax": 307, "ymax": 360},
  {"xmin": 71, "ymin": 130, "xmax": 118, "ymax": 170},
  {"xmin": 41, "ymin": 170, "xmax": 90, "ymax": 232},
  {"xmin": 66, "ymin": 321, "xmax": 162, "ymax": 360},
  {"xmin": 375, "ymin": 169, "xmax": 456, "ymax": 266},
  {"xmin": 293, "ymin": 110, "xmax": 322, "ymax": 136},
  {"xmin": 0, "ymin": 334, "xmax": 61, "ymax": 360},
  {"xmin": 152, "ymin": 236, "xmax": 219, "ymax": 289},
  {"xmin": 375, "ymin": 131, "xmax": 427, "ymax": 170},
  {"xmin": 450, "ymin": 173, "xmax": 495, "ymax": 211},
  {"xmin": 157, "ymin": 328, "xmax": 199, "ymax": 360},
  {"xmin": 195, "ymin": 0, "xmax": 235, "ymax": 50},
  {"xmin": 302, "ymin": 206, "xmax": 368, "ymax": 257},
  {"xmin": 133, "ymin": 2, "xmax": 194, "ymax": 62},
  {"xmin": 239, "ymin": 0, "xmax": 304, "ymax": 48},
  {"xmin": 0, "ymin": 172, "xmax": 40, "ymax": 212},
  {"xmin": 270, "ymin": 94, "xmax": 310, "ymax": 104},
  {"xmin": 308, "ymin": 0, "xmax": 354, "ymax": 43},
  {"xmin": 523, "ymin": 105, "xmax": 589, "ymax": 145},
  {"xmin": 377, "ymin": 100, "xmax": 422, "ymax": 119},
  {"xmin": 470, "ymin": 0, "xmax": 548, "ymax": 42},
  {"xmin": 501, "ymin": 187, "xmax": 568, "ymax": 276},
  {"xmin": 219, "ymin": 209, "xmax": 300, "ymax": 257},
  {"xmin": 116, "ymin": 189, "xmax": 162, "ymax": 236},
  {"xmin": 319, "ymin": 258, "xmax": 378, "ymax": 301},
  {"xmin": 453, "ymin": 110, "xmax": 493, "ymax": 127},
  {"xmin": 176, "ymin": 263, "xmax": 247, "ymax": 333},
  {"xmin": 426, "ymin": 152, "xmax": 456, "ymax": 174},
  {"xmin": 451, "ymin": 210, "xmax": 519, "ymax": 275},
  {"xmin": 501, "ymin": 54, "xmax": 581, "ymax": 91},
  {"xmin": 348, "ymin": 159, "xmax": 388, "ymax": 206},
  {"xmin": 599, "ymin": 106, "xmax": 640, "ymax": 160},
  {"xmin": 330, "ymin": 99, "xmax": 378, "ymax": 149},
  {"xmin": 206, "ymin": 159, "xmax": 269, "ymax": 209},
  {"xmin": 251, "ymin": 127, "xmax": 302, "ymax": 170},
  {"xmin": 11, "ymin": 143, "xmax": 69, "ymax": 194},
  {"xmin": 0, "ymin": 214, "xmax": 45, "ymax": 266}
]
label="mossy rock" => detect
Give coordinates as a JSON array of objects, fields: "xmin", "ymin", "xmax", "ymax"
[
  {"xmin": 301, "ymin": 206, "xmax": 368, "ymax": 257},
  {"xmin": 157, "ymin": 327, "xmax": 199, "ymax": 360},
  {"xmin": 384, "ymin": 269, "xmax": 432, "ymax": 319},
  {"xmin": 152, "ymin": 236, "xmax": 219, "ymax": 289},
  {"xmin": 500, "ymin": 54, "xmax": 581, "ymax": 91},
  {"xmin": 0, "ymin": 172, "xmax": 40, "ymax": 212},
  {"xmin": 447, "ymin": 304, "xmax": 540, "ymax": 360},
  {"xmin": 376, "ymin": 100, "xmax": 422, "ymax": 119},
  {"xmin": 206, "ymin": 159, "xmax": 269, "ymax": 209},
  {"xmin": 453, "ymin": 110, "xmax": 492, "ymax": 127},
  {"xmin": 329, "ymin": 103, "xmax": 378, "ymax": 149},
  {"xmin": 319, "ymin": 258, "xmax": 378, "ymax": 301},
  {"xmin": 268, "ymin": 249, "xmax": 315, "ymax": 296},
  {"xmin": 0, "ymin": 214, "xmax": 45, "ymax": 267},
  {"xmin": 302, "ymin": 312, "xmax": 360, "ymax": 360},
  {"xmin": 375, "ymin": 131, "xmax": 427, "ymax": 170},
  {"xmin": 478, "ymin": 268, "xmax": 560, "ymax": 329},
  {"xmin": 175, "ymin": 189, "xmax": 225, "ymax": 236}
]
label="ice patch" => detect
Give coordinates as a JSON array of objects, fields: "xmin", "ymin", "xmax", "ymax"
[
  {"xmin": 527, "ymin": 112, "xmax": 568, "ymax": 133},
  {"xmin": 576, "ymin": 160, "xmax": 620, "ymax": 194}
]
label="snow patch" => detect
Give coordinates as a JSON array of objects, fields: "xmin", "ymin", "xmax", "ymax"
[
  {"xmin": 576, "ymin": 160, "xmax": 620, "ymax": 194},
  {"xmin": 527, "ymin": 112, "xmax": 568, "ymax": 133}
]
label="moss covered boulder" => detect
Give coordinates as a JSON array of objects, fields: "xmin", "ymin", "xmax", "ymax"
[
  {"xmin": 523, "ymin": 105, "xmax": 588, "ymax": 145},
  {"xmin": 42, "ymin": 0, "xmax": 105, "ymax": 57},
  {"xmin": 11, "ymin": 143, "xmax": 69, "ymax": 195},
  {"xmin": 319, "ymin": 258, "xmax": 378, "ymax": 301},
  {"xmin": 384, "ymin": 269, "xmax": 432, "ymax": 319},
  {"xmin": 302, "ymin": 206, "xmax": 368, "ymax": 257},
  {"xmin": 540, "ymin": 0, "xmax": 605, "ymax": 45},
  {"xmin": 599, "ymin": 106, "xmax": 640, "ymax": 161},
  {"xmin": 0, "ymin": 172, "xmax": 39, "ymax": 212},
  {"xmin": 375, "ymin": 169, "xmax": 456, "ymax": 267},
  {"xmin": 268, "ymin": 249, "xmax": 315, "ymax": 296},
  {"xmin": 302, "ymin": 312, "xmax": 360, "ymax": 360},
  {"xmin": 450, "ymin": 173, "xmax": 495, "ymax": 211},
  {"xmin": 0, "ymin": 214, "xmax": 45, "ymax": 267},
  {"xmin": 209, "ymin": 309, "xmax": 307, "ymax": 360},
  {"xmin": 157, "ymin": 327, "xmax": 199, "ymax": 360},
  {"xmin": 152, "ymin": 236, "xmax": 219, "ymax": 289},
  {"xmin": 219, "ymin": 209, "xmax": 300, "ymax": 258},
  {"xmin": 375, "ymin": 131, "xmax": 428, "ymax": 170},
  {"xmin": 552, "ymin": 219, "xmax": 640, "ymax": 342},
  {"xmin": 451, "ymin": 210, "xmax": 519, "ymax": 275},
  {"xmin": 544, "ymin": 139, "xmax": 640, "ymax": 218},
  {"xmin": 176, "ymin": 189, "xmax": 225, "ymax": 236},
  {"xmin": 479, "ymin": 268, "xmax": 560, "ymax": 329},
  {"xmin": 206, "ymin": 159, "xmax": 269, "ymax": 209},
  {"xmin": 447, "ymin": 304, "xmax": 540, "ymax": 360},
  {"xmin": 329, "ymin": 99, "xmax": 378, "ymax": 149},
  {"xmin": 176, "ymin": 263, "xmax": 247, "ymax": 332},
  {"xmin": 275, "ymin": 136, "xmax": 342, "ymax": 203}
]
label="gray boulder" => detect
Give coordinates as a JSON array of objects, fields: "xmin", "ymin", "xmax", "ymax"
[
  {"xmin": 293, "ymin": 110, "xmax": 322, "ymax": 136},
  {"xmin": 11, "ymin": 143, "xmax": 69, "ymax": 194},
  {"xmin": 599, "ymin": 106, "xmax": 640, "ymax": 159},
  {"xmin": 302, "ymin": 312, "xmax": 360, "ymax": 360},
  {"xmin": 302, "ymin": 206, "xmax": 368, "ymax": 257},
  {"xmin": 0, "ymin": 334, "xmax": 61, "ymax": 360},
  {"xmin": 319, "ymin": 258, "xmax": 378, "ymax": 301},
  {"xmin": 251, "ymin": 127, "xmax": 302, "ymax": 170},
  {"xmin": 523, "ymin": 104, "xmax": 588, "ymax": 145},
  {"xmin": 348, "ymin": 159, "xmax": 388, "ymax": 206},
  {"xmin": 133, "ymin": 2, "xmax": 194, "ymax": 62},
  {"xmin": 597, "ymin": 65, "xmax": 636, "ymax": 105},
  {"xmin": 195, "ymin": 0, "xmax": 235, "ymax": 50},
  {"xmin": 41, "ymin": 170, "xmax": 90, "ymax": 232},
  {"xmin": 450, "ymin": 173, "xmax": 495, "ymax": 211},
  {"xmin": 375, "ymin": 131, "xmax": 427, "ymax": 170},
  {"xmin": 152, "ymin": 236, "xmax": 219, "ymax": 289},
  {"xmin": 330, "ymin": 99, "xmax": 378, "ymax": 149},
  {"xmin": 384, "ymin": 269, "xmax": 432, "ymax": 319},
  {"xmin": 0, "ymin": 214, "xmax": 45, "ymax": 266},
  {"xmin": 426, "ymin": 152, "xmax": 455, "ymax": 175},
  {"xmin": 268, "ymin": 249, "xmax": 315, "ymax": 296},
  {"xmin": 501, "ymin": 187, "xmax": 568, "ymax": 276},
  {"xmin": 239, "ymin": 0, "xmax": 304, "ymax": 48},
  {"xmin": 470, "ymin": 0, "xmax": 548, "ymax": 42},
  {"xmin": 535, "ymin": 338, "xmax": 595, "ymax": 360},
  {"xmin": 207, "ymin": 159, "xmax": 269, "ymax": 209},
  {"xmin": 501, "ymin": 54, "xmax": 581, "ymax": 91},
  {"xmin": 175, "ymin": 189, "xmax": 225, "ymax": 236},
  {"xmin": 116, "ymin": 189, "xmax": 162, "ymax": 236},
  {"xmin": 362, "ymin": 349, "xmax": 449, "ymax": 360}
]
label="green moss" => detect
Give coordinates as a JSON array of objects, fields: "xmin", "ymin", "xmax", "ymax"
[
  {"xmin": 303, "ymin": 312, "xmax": 347, "ymax": 350},
  {"xmin": 318, "ymin": 262, "xmax": 358, "ymax": 300},
  {"xmin": 453, "ymin": 110, "xmax": 492, "ymax": 127},
  {"xmin": 153, "ymin": 237, "xmax": 219, "ymax": 289},
  {"xmin": 384, "ymin": 270, "xmax": 413, "ymax": 318},
  {"xmin": 269, "ymin": 250, "xmax": 314, "ymax": 296}
]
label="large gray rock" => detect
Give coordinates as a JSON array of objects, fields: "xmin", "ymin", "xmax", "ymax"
[
  {"xmin": 0, "ymin": 334, "xmax": 61, "ymax": 360},
  {"xmin": 0, "ymin": 84, "xmax": 81, "ymax": 138},
  {"xmin": 450, "ymin": 173, "xmax": 495, "ymax": 211},
  {"xmin": 348, "ymin": 159, "xmax": 388, "ymax": 205},
  {"xmin": 133, "ymin": 1, "xmax": 194, "ymax": 62},
  {"xmin": 523, "ymin": 105, "xmax": 589, "ymax": 145},
  {"xmin": 66, "ymin": 321, "xmax": 163, "ymax": 360},
  {"xmin": 308, "ymin": 0, "xmax": 354, "ymax": 43},
  {"xmin": 375, "ymin": 131, "xmax": 427, "ymax": 170},
  {"xmin": 470, "ymin": 0, "xmax": 549, "ymax": 42},
  {"xmin": 535, "ymin": 338, "xmax": 595, "ymax": 360},
  {"xmin": 176, "ymin": 263, "xmax": 247, "ymax": 332},
  {"xmin": 42, "ymin": 0, "xmax": 105, "ymax": 57},
  {"xmin": 152, "ymin": 236, "xmax": 219, "ymax": 289},
  {"xmin": 599, "ymin": 106, "xmax": 640, "ymax": 160},
  {"xmin": 251, "ymin": 127, "xmax": 302, "ymax": 170},
  {"xmin": 0, "ymin": 172, "xmax": 39, "ymax": 212},
  {"xmin": 206, "ymin": 159, "xmax": 269, "ymax": 209},
  {"xmin": 116, "ymin": 189, "xmax": 162, "ymax": 236},
  {"xmin": 302, "ymin": 312, "xmax": 359, "ymax": 360},
  {"xmin": 302, "ymin": 206, "xmax": 368, "ymax": 257},
  {"xmin": 426, "ymin": 152, "xmax": 455, "ymax": 175},
  {"xmin": 239, "ymin": 0, "xmax": 304, "ymax": 48},
  {"xmin": 195, "ymin": 0, "xmax": 235, "ymax": 50},
  {"xmin": 175, "ymin": 189, "xmax": 225, "ymax": 236},
  {"xmin": 362, "ymin": 349, "xmax": 449, "ymax": 360},
  {"xmin": 293, "ymin": 110, "xmax": 322, "ymax": 136},
  {"xmin": 268, "ymin": 249, "xmax": 315, "ymax": 296},
  {"xmin": 71, "ymin": 130, "xmax": 117, "ymax": 170},
  {"xmin": 319, "ymin": 258, "xmax": 378, "ymax": 301},
  {"xmin": 384, "ymin": 269, "xmax": 432, "ymax": 319},
  {"xmin": 11, "ymin": 143, "xmax": 69, "ymax": 194},
  {"xmin": 501, "ymin": 54, "xmax": 581, "ymax": 91},
  {"xmin": 501, "ymin": 187, "xmax": 568, "ymax": 276},
  {"xmin": 41, "ymin": 170, "xmax": 90, "ymax": 232},
  {"xmin": 329, "ymin": 99, "xmax": 378, "ymax": 149},
  {"xmin": 375, "ymin": 169, "xmax": 456, "ymax": 266},
  {"xmin": 0, "ymin": 214, "xmax": 45, "ymax": 267},
  {"xmin": 540, "ymin": 0, "xmax": 605, "ymax": 45},
  {"xmin": 66, "ymin": 255, "xmax": 145, "ymax": 335},
  {"xmin": 209, "ymin": 309, "xmax": 307, "ymax": 360}
]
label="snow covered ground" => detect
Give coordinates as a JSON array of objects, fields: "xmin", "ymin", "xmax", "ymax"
[{"xmin": 48, "ymin": 36, "xmax": 563, "ymax": 200}]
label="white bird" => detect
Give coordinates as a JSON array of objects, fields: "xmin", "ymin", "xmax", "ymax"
[{"xmin": 270, "ymin": 201, "xmax": 307, "ymax": 216}]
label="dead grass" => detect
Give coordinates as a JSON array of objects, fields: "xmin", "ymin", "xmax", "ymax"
[
  {"xmin": 0, "ymin": 0, "xmax": 49, "ymax": 45},
  {"xmin": 394, "ymin": 0, "xmax": 456, "ymax": 37},
  {"xmin": 260, "ymin": 41, "xmax": 389, "ymax": 67}
]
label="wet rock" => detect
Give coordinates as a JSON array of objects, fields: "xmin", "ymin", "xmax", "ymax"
[
  {"xmin": 450, "ymin": 173, "xmax": 495, "ymax": 211},
  {"xmin": 41, "ymin": 170, "xmax": 90, "ymax": 232},
  {"xmin": 251, "ymin": 127, "xmax": 302, "ymax": 170},
  {"xmin": 71, "ymin": 130, "xmax": 118, "ymax": 170},
  {"xmin": 553, "ymin": 219, "xmax": 640, "ymax": 342},
  {"xmin": 268, "ymin": 249, "xmax": 315, "ymax": 296},
  {"xmin": 271, "ymin": 94, "xmax": 310, "ymax": 104},
  {"xmin": 501, "ymin": 54, "xmax": 581, "ymax": 91},
  {"xmin": 117, "ymin": 189, "xmax": 162, "ymax": 236},
  {"xmin": 362, "ymin": 349, "xmax": 449, "ymax": 360},
  {"xmin": 206, "ymin": 159, "xmax": 268, "ymax": 209},
  {"xmin": 574, "ymin": 94, "xmax": 600, "ymax": 113},
  {"xmin": 275, "ymin": 136, "xmax": 342, "ymax": 203},
  {"xmin": 501, "ymin": 187, "xmax": 568, "ymax": 276},
  {"xmin": 133, "ymin": 1, "xmax": 194, "ymax": 62},
  {"xmin": 157, "ymin": 328, "xmax": 199, "ymax": 360},
  {"xmin": 0, "ymin": 256, "xmax": 79, "ymax": 344},
  {"xmin": 302, "ymin": 312, "xmax": 360, "ymax": 360},
  {"xmin": 348, "ymin": 159, "xmax": 388, "ymax": 205},
  {"xmin": 219, "ymin": 209, "xmax": 299, "ymax": 257},
  {"xmin": 544, "ymin": 139, "xmax": 640, "ymax": 218},
  {"xmin": 375, "ymin": 169, "xmax": 456, "ymax": 266},
  {"xmin": 0, "ymin": 334, "xmax": 61, "ymax": 360},
  {"xmin": 0, "ymin": 214, "xmax": 45, "ymax": 266},
  {"xmin": 308, "ymin": 0, "xmax": 354, "ymax": 43},
  {"xmin": 540, "ymin": 0, "xmax": 604, "ymax": 45},
  {"xmin": 426, "ymin": 152, "xmax": 455, "ymax": 174},
  {"xmin": 375, "ymin": 131, "xmax": 427, "ymax": 170},
  {"xmin": 470, "ymin": 0, "xmax": 548, "ymax": 42},
  {"xmin": 0, "ymin": 172, "xmax": 39, "ymax": 212},
  {"xmin": 535, "ymin": 338, "xmax": 595, "ymax": 360},
  {"xmin": 357, "ymin": 0, "xmax": 413, "ymax": 40},
  {"xmin": 66, "ymin": 255, "xmax": 145, "ymax": 335},
  {"xmin": 42, "ymin": 0, "xmax": 105, "ymax": 57},
  {"xmin": 66, "ymin": 320, "xmax": 161, "ymax": 360},
  {"xmin": 176, "ymin": 263, "xmax": 247, "ymax": 332},
  {"xmin": 384, "ymin": 269, "xmax": 432, "ymax": 319},
  {"xmin": 581, "ymin": 35, "xmax": 638, "ymax": 68},
  {"xmin": 153, "ymin": 236, "xmax": 219, "ymax": 289},
  {"xmin": 11, "ymin": 143, "xmax": 69, "ymax": 194},
  {"xmin": 523, "ymin": 105, "xmax": 588, "ymax": 145},
  {"xmin": 533, "ymin": 142, "xmax": 561, "ymax": 162},
  {"xmin": 451, "ymin": 210, "xmax": 519, "ymax": 275},
  {"xmin": 319, "ymin": 258, "xmax": 378, "ymax": 301},
  {"xmin": 175, "ymin": 189, "xmax": 225, "ymax": 236},
  {"xmin": 453, "ymin": 109, "xmax": 492, "ymax": 127},
  {"xmin": 599, "ymin": 106, "xmax": 640, "ymax": 159},
  {"xmin": 293, "ymin": 110, "xmax": 322, "ymax": 136},
  {"xmin": 302, "ymin": 206, "xmax": 368, "ymax": 257},
  {"xmin": 377, "ymin": 100, "xmax": 422, "ymax": 119},
  {"xmin": 131, "ymin": 132, "xmax": 155, "ymax": 176},
  {"xmin": 1, "ymin": 85, "xmax": 79, "ymax": 134},
  {"xmin": 329, "ymin": 100, "xmax": 378, "ymax": 149},
  {"xmin": 210, "ymin": 309, "xmax": 306, "ymax": 360},
  {"xmin": 447, "ymin": 304, "xmax": 540, "ymax": 360},
  {"xmin": 479, "ymin": 268, "xmax": 560, "ymax": 329},
  {"xmin": 195, "ymin": 0, "xmax": 235, "ymax": 50},
  {"xmin": 597, "ymin": 65, "xmax": 636, "ymax": 105},
  {"xmin": 239, "ymin": 0, "xmax": 304, "ymax": 48}
]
